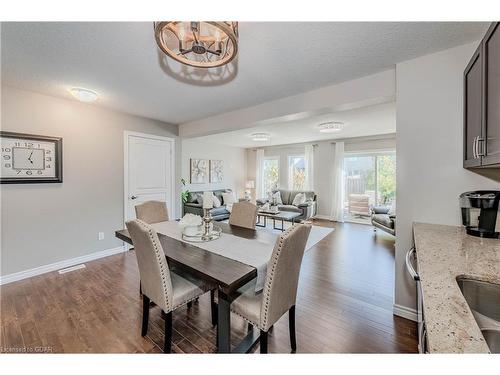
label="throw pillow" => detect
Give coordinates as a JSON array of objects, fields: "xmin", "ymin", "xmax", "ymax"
[
  {"xmin": 292, "ymin": 192, "xmax": 307, "ymax": 206},
  {"xmin": 222, "ymin": 192, "xmax": 236, "ymax": 213},
  {"xmin": 196, "ymin": 193, "xmax": 204, "ymax": 205},
  {"xmin": 222, "ymin": 192, "xmax": 236, "ymax": 206},
  {"xmin": 212, "ymin": 193, "xmax": 221, "ymax": 208},
  {"xmin": 272, "ymin": 191, "xmax": 283, "ymax": 205}
]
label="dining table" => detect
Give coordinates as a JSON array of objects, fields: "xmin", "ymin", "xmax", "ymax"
[{"xmin": 115, "ymin": 221, "xmax": 278, "ymax": 353}]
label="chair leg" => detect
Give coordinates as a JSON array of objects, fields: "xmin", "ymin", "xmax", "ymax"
[
  {"xmin": 141, "ymin": 295, "xmax": 150, "ymax": 337},
  {"xmin": 187, "ymin": 301, "xmax": 192, "ymax": 309},
  {"xmin": 289, "ymin": 305, "xmax": 297, "ymax": 353},
  {"xmin": 210, "ymin": 290, "xmax": 218, "ymax": 326},
  {"xmin": 164, "ymin": 311, "xmax": 173, "ymax": 353},
  {"xmin": 260, "ymin": 330, "xmax": 268, "ymax": 354}
]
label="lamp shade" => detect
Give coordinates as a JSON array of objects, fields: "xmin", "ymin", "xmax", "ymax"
[
  {"xmin": 245, "ymin": 180, "xmax": 255, "ymax": 189},
  {"xmin": 202, "ymin": 191, "xmax": 213, "ymax": 209}
]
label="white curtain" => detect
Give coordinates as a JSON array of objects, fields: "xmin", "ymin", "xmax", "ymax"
[
  {"xmin": 330, "ymin": 142, "xmax": 345, "ymax": 222},
  {"xmin": 255, "ymin": 149, "xmax": 265, "ymax": 199},
  {"xmin": 304, "ymin": 144, "xmax": 314, "ymax": 191}
]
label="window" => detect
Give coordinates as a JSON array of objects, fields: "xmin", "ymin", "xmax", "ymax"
[
  {"xmin": 288, "ymin": 155, "xmax": 306, "ymax": 191},
  {"xmin": 343, "ymin": 152, "xmax": 396, "ymax": 222},
  {"xmin": 262, "ymin": 157, "xmax": 279, "ymax": 196}
]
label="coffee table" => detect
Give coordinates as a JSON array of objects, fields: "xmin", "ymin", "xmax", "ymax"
[{"xmin": 256, "ymin": 210, "xmax": 301, "ymax": 231}]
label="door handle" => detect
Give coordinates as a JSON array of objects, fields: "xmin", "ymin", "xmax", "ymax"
[
  {"xmin": 473, "ymin": 136, "xmax": 477, "ymax": 159},
  {"xmin": 131, "ymin": 195, "xmax": 138, "ymax": 200},
  {"xmin": 477, "ymin": 137, "xmax": 485, "ymax": 157},
  {"xmin": 405, "ymin": 247, "xmax": 420, "ymax": 281}
]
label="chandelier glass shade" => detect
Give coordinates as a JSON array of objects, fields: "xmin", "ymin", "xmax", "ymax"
[{"xmin": 154, "ymin": 21, "xmax": 238, "ymax": 68}]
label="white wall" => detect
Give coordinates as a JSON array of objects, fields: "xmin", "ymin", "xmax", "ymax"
[
  {"xmin": 0, "ymin": 86, "xmax": 180, "ymax": 277},
  {"xmin": 181, "ymin": 139, "xmax": 247, "ymax": 198},
  {"xmin": 395, "ymin": 42, "xmax": 500, "ymax": 317},
  {"xmin": 247, "ymin": 135, "xmax": 396, "ymax": 217}
]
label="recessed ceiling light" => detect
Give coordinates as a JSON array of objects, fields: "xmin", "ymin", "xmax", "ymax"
[
  {"xmin": 69, "ymin": 88, "xmax": 99, "ymax": 103},
  {"xmin": 251, "ymin": 133, "xmax": 271, "ymax": 142},
  {"xmin": 318, "ymin": 121, "xmax": 344, "ymax": 133}
]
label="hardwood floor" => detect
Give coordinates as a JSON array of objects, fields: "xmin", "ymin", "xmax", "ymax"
[{"xmin": 0, "ymin": 220, "xmax": 417, "ymax": 353}]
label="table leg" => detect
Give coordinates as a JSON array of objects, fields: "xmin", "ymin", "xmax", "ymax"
[
  {"xmin": 256, "ymin": 215, "xmax": 266, "ymax": 228},
  {"xmin": 217, "ymin": 289, "xmax": 231, "ymax": 353}
]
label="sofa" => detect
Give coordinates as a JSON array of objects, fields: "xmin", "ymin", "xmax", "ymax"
[
  {"xmin": 183, "ymin": 189, "xmax": 232, "ymax": 221},
  {"xmin": 371, "ymin": 206, "xmax": 396, "ymax": 236},
  {"xmin": 256, "ymin": 189, "xmax": 317, "ymax": 222}
]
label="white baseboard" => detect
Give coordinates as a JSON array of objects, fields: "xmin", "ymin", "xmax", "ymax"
[
  {"xmin": 393, "ymin": 303, "xmax": 418, "ymax": 322},
  {"xmin": 313, "ymin": 214, "xmax": 333, "ymax": 221},
  {"xmin": 0, "ymin": 245, "xmax": 127, "ymax": 285}
]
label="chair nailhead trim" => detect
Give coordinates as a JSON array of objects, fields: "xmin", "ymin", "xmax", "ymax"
[
  {"xmin": 137, "ymin": 220, "xmax": 172, "ymax": 312},
  {"xmin": 261, "ymin": 225, "xmax": 298, "ymax": 328}
]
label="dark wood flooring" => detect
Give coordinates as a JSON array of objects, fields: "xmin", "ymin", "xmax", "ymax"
[{"xmin": 0, "ymin": 220, "xmax": 417, "ymax": 353}]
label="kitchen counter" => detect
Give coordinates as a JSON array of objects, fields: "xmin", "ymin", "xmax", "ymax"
[{"xmin": 413, "ymin": 222, "xmax": 500, "ymax": 353}]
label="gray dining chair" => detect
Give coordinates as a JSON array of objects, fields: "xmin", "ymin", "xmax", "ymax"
[
  {"xmin": 135, "ymin": 200, "xmax": 169, "ymax": 224},
  {"xmin": 126, "ymin": 219, "xmax": 216, "ymax": 353},
  {"xmin": 228, "ymin": 201, "xmax": 258, "ymax": 229},
  {"xmin": 230, "ymin": 223, "xmax": 312, "ymax": 353}
]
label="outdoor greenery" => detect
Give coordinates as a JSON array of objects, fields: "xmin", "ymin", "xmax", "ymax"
[
  {"xmin": 377, "ymin": 155, "xmax": 396, "ymax": 204},
  {"xmin": 263, "ymin": 159, "xmax": 279, "ymax": 195}
]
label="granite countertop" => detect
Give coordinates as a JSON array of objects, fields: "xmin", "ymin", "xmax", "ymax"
[{"xmin": 413, "ymin": 222, "xmax": 500, "ymax": 353}]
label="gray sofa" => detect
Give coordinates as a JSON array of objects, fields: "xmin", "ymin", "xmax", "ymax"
[
  {"xmin": 183, "ymin": 189, "xmax": 232, "ymax": 221},
  {"xmin": 257, "ymin": 189, "xmax": 317, "ymax": 221},
  {"xmin": 371, "ymin": 206, "xmax": 396, "ymax": 236}
]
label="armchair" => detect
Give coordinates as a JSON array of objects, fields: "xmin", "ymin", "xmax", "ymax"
[{"xmin": 371, "ymin": 206, "xmax": 396, "ymax": 236}]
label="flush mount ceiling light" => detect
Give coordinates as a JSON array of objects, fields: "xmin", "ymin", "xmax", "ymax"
[
  {"xmin": 69, "ymin": 88, "xmax": 98, "ymax": 103},
  {"xmin": 251, "ymin": 133, "xmax": 271, "ymax": 142},
  {"xmin": 318, "ymin": 121, "xmax": 344, "ymax": 133},
  {"xmin": 154, "ymin": 21, "xmax": 238, "ymax": 68}
]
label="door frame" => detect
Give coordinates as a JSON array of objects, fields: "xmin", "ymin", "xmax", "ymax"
[{"xmin": 123, "ymin": 130, "xmax": 176, "ymax": 225}]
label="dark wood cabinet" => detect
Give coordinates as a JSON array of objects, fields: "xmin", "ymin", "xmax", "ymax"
[
  {"xmin": 464, "ymin": 22, "xmax": 500, "ymax": 169},
  {"xmin": 464, "ymin": 45, "xmax": 483, "ymax": 168},
  {"xmin": 483, "ymin": 22, "xmax": 500, "ymax": 166}
]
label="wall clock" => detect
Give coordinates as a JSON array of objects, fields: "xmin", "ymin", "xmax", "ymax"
[{"xmin": 1, "ymin": 131, "xmax": 63, "ymax": 184}]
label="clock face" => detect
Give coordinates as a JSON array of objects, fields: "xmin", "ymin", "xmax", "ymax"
[{"xmin": 1, "ymin": 133, "xmax": 61, "ymax": 183}]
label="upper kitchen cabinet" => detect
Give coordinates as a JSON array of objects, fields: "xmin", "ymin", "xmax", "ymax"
[
  {"xmin": 482, "ymin": 22, "xmax": 500, "ymax": 166},
  {"xmin": 464, "ymin": 45, "xmax": 483, "ymax": 168},
  {"xmin": 464, "ymin": 22, "xmax": 500, "ymax": 169}
]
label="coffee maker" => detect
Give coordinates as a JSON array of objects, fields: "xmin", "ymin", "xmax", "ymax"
[{"xmin": 460, "ymin": 191, "xmax": 500, "ymax": 238}]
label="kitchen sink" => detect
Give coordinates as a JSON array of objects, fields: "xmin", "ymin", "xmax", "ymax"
[{"xmin": 457, "ymin": 278, "xmax": 500, "ymax": 353}]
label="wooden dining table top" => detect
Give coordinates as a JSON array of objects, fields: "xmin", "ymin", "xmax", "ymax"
[{"xmin": 115, "ymin": 221, "xmax": 278, "ymax": 295}]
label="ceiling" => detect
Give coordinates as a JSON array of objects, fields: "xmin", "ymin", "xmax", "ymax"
[
  {"xmin": 1, "ymin": 22, "xmax": 489, "ymax": 124},
  {"xmin": 191, "ymin": 101, "xmax": 396, "ymax": 148}
]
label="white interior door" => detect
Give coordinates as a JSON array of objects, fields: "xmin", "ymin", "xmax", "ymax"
[{"xmin": 124, "ymin": 132, "xmax": 175, "ymax": 223}]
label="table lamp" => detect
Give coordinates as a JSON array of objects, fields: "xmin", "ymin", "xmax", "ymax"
[{"xmin": 245, "ymin": 180, "xmax": 255, "ymax": 200}]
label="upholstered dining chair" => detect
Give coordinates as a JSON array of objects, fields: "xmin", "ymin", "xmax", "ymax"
[
  {"xmin": 228, "ymin": 201, "xmax": 258, "ymax": 229},
  {"xmin": 135, "ymin": 200, "xmax": 169, "ymax": 224},
  {"xmin": 230, "ymin": 224, "xmax": 312, "ymax": 353},
  {"xmin": 126, "ymin": 219, "xmax": 216, "ymax": 353}
]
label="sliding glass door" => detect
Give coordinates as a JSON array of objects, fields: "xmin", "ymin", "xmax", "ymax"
[{"xmin": 343, "ymin": 152, "xmax": 396, "ymax": 223}]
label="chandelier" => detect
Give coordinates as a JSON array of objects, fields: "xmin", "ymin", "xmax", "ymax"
[{"xmin": 154, "ymin": 22, "xmax": 238, "ymax": 68}]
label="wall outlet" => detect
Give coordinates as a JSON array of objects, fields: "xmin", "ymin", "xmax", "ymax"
[{"xmin": 98, "ymin": 232, "xmax": 105, "ymax": 241}]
